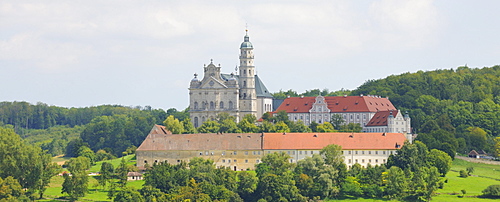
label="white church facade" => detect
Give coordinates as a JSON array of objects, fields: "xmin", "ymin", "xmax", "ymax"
[{"xmin": 189, "ymin": 31, "xmax": 273, "ymax": 127}]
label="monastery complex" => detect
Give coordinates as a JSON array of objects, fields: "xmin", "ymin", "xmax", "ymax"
[{"xmin": 136, "ymin": 31, "xmax": 413, "ymax": 170}]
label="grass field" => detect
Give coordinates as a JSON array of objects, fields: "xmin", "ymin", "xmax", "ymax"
[
  {"xmin": 42, "ymin": 154, "xmax": 140, "ymax": 201},
  {"xmin": 433, "ymin": 158, "xmax": 500, "ymax": 201}
]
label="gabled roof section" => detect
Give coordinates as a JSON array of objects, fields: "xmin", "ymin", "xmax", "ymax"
[
  {"xmin": 275, "ymin": 97, "xmax": 316, "ymax": 113},
  {"xmin": 136, "ymin": 130, "xmax": 263, "ymax": 151},
  {"xmin": 149, "ymin": 125, "xmax": 171, "ymax": 135},
  {"xmin": 199, "ymin": 76, "xmax": 228, "ymax": 89},
  {"xmin": 365, "ymin": 110, "xmax": 398, "ymax": 127},
  {"xmin": 263, "ymin": 132, "xmax": 406, "ymax": 150},
  {"xmin": 274, "ymin": 95, "xmax": 396, "ymax": 113}
]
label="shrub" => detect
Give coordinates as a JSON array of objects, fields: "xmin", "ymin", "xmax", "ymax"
[
  {"xmin": 459, "ymin": 170, "xmax": 468, "ymax": 178},
  {"xmin": 482, "ymin": 185, "xmax": 500, "ymax": 198}
]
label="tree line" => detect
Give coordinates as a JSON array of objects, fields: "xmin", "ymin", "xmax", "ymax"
[{"xmin": 105, "ymin": 141, "xmax": 453, "ymax": 202}]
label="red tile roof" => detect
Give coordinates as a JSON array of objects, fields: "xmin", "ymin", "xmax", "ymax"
[
  {"xmin": 365, "ymin": 110, "xmax": 398, "ymax": 126},
  {"xmin": 274, "ymin": 96, "xmax": 396, "ymax": 113},
  {"xmin": 263, "ymin": 132, "xmax": 406, "ymax": 150}
]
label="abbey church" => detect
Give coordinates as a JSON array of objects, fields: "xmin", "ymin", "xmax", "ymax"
[{"xmin": 188, "ymin": 31, "xmax": 273, "ymax": 127}]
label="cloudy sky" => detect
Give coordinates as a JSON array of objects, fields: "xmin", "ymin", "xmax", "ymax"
[{"xmin": 1, "ymin": 0, "xmax": 499, "ymax": 110}]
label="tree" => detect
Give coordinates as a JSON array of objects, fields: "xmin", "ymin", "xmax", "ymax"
[
  {"xmin": 330, "ymin": 114, "xmax": 345, "ymax": 130},
  {"xmin": 78, "ymin": 146, "xmax": 96, "ymax": 165},
  {"xmin": 383, "ymin": 166, "xmax": 408, "ymax": 199},
  {"xmin": 238, "ymin": 115, "xmax": 258, "ymax": 133},
  {"xmin": 62, "ymin": 156, "xmax": 91, "ymax": 200},
  {"xmin": 288, "ymin": 120, "xmax": 312, "ymax": 132},
  {"xmin": 427, "ymin": 149, "xmax": 452, "ymax": 176},
  {"xmin": 274, "ymin": 121, "xmax": 290, "ymax": 133},
  {"xmin": 181, "ymin": 118, "xmax": 197, "ymax": 134},
  {"xmin": 256, "ymin": 152, "xmax": 294, "ymax": 177},
  {"xmin": 197, "ymin": 120, "xmax": 220, "ymax": 133},
  {"xmin": 163, "ymin": 115, "xmax": 184, "ymax": 134},
  {"xmin": 259, "ymin": 121, "xmax": 276, "ymax": 133},
  {"xmin": 237, "ymin": 171, "xmax": 258, "ymax": 201},
  {"xmin": 316, "ymin": 122, "xmax": 335, "ymax": 132},
  {"xmin": 494, "ymin": 137, "xmax": 500, "ymax": 158},
  {"xmin": 115, "ymin": 157, "xmax": 128, "ymax": 187},
  {"xmin": 0, "ymin": 126, "xmax": 60, "ymax": 198},
  {"xmin": 273, "ymin": 110, "xmax": 290, "ymax": 124},
  {"xmin": 99, "ymin": 162, "xmax": 114, "ymax": 189},
  {"xmin": 482, "ymin": 184, "xmax": 500, "ymax": 198},
  {"xmin": 0, "ymin": 176, "xmax": 25, "ymax": 201},
  {"xmin": 113, "ymin": 187, "xmax": 144, "ymax": 202},
  {"xmin": 220, "ymin": 118, "xmax": 241, "ymax": 133}
]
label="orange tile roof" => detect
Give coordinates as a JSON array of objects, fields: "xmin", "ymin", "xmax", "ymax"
[
  {"xmin": 365, "ymin": 110, "xmax": 398, "ymax": 126},
  {"xmin": 274, "ymin": 96, "xmax": 396, "ymax": 113},
  {"xmin": 262, "ymin": 132, "xmax": 406, "ymax": 150}
]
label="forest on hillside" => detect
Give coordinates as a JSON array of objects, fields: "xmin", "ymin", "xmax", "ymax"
[{"xmin": 273, "ymin": 65, "xmax": 500, "ymax": 156}]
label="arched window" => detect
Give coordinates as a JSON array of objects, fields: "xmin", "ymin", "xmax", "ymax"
[
  {"xmin": 220, "ymin": 101, "xmax": 224, "ymax": 109},
  {"xmin": 202, "ymin": 116, "xmax": 206, "ymax": 123},
  {"xmin": 210, "ymin": 101, "xmax": 214, "ymax": 109},
  {"xmin": 229, "ymin": 101, "xmax": 233, "ymax": 109},
  {"xmin": 204, "ymin": 102, "xmax": 208, "ymax": 109},
  {"xmin": 194, "ymin": 102, "xmax": 198, "ymax": 109},
  {"xmin": 194, "ymin": 117, "xmax": 199, "ymax": 128}
]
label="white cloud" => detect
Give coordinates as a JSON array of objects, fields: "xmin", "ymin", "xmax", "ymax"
[{"xmin": 368, "ymin": 0, "xmax": 440, "ymax": 48}]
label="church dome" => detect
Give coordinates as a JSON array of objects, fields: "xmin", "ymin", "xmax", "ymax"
[{"xmin": 240, "ymin": 33, "xmax": 253, "ymax": 49}]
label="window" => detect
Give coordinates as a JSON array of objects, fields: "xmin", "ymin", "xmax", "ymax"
[
  {"xmin": 228, "ymin": 101, "xmax": 233, "ymax": 109},
  {"xmin": 194, "ymin": 117, "xmax": 199, "ymax": 128},
  {"xmin": 355, "ymin": 159, "xmax": 358, "ymax": 163},
  {"xmin": 199, "ymin": 152, "xmax": 203, "ymax": 155},
  {"xmin": 194, "ymin": 102, "xmax": 198, "ymax": 109},
  {"xmin": 220, "ymin": 101, "xmax": 224, "ymax": 109},
  {"xmin": 210, "ymin": 101, "xmax": 214, "ymax": 109},
  {"xmin": 287, "ymin": 151, "xmax": 290, "ymax": 155},
  {"xmin": 258, "ymin": 151, "xmax": 261, "ymax": 155},
  {"xmin": 375, "ymin": 151, "xmax": 378, "ymax": 155},
  {"xmin": 234, "ymin": 159, "xmax": 237, "ymax": 162},
  {"xmin": 205, "ymin": 151, "xmax": 208, "ymax": 155},
  {"xmin": 245, "ymin": 159, "xmax": 248, "ymax": 163},
  {"xmin": 256, "ymin": 159, "xmax": 260, "ymax": 163},
  {"xmin": 245, "ymin": 151, "xmax": 248, "ymax": 155},
  {"xmin": 368, "ymin": 151, "xmax": 371, "ymax": 155},
  {"xmin": 234, "ymin": 151, "xmax": 237, "ymax": 155},
  {"xmin": 222, "ymin": 159, "xmax": 226, "ymax": 163},
  {"xmin": 362, "ymin": 159, "xmax": 365, "ymax": 163},
  {"xmin": 144, "ymin": 160, "xmax": 148, "ymax": 164},
  {"xmin": 310, "ymin": 151, "xmax": 314, "ymax": 154},
  {"xmin": 243, "ymin": 81, "xmax": 247, "ymax": 87},
  {"xmin": 228, "ymin": 160, "xmax": 231, "ymax": 163},
  {"xmin": 348, "ymin": 151, "xmax": 351, "ymax": 154},
  {"xmin": 355, "ymin": 151, "xmax": 358, "ymax": 155},
  {"xmin": 348, "ymin": 159, "xmax": 352, "ymax": 163},
  {"xmin": 375, "ymin": 159, "xmax": 378, "ymax": 163},
  {"xmin": 383, "ymin": 151, "xmax": 386, "ymax": 155},
  {"xmin": 253, "ymin": 151, "xmax": 256, "ymax": 155},
  {"xmin": 369, "ymin": 159, "xmax": 371, "ymax": 163},
  {"xmin": 299, "ymin": 151, "xmax": 302, "ymax": 154},
  {"xmin": 362, "ymin": 151, "xmax": 365, "ymax": 155}
]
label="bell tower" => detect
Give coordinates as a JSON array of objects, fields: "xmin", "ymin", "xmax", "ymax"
[{"xmin": 238, "ymin": 30, "xmax": 257, "ymax": 118}]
